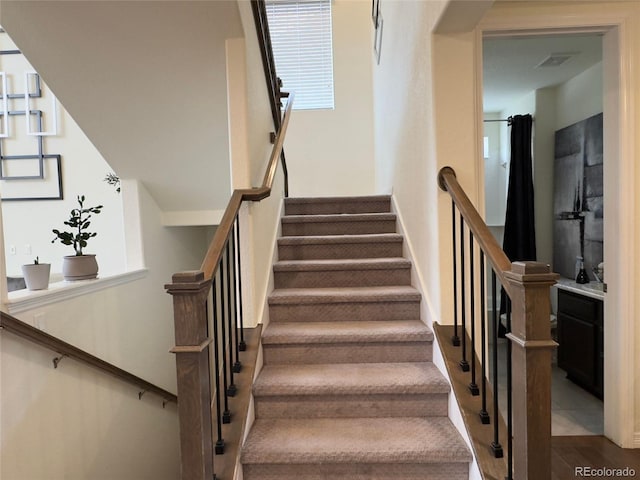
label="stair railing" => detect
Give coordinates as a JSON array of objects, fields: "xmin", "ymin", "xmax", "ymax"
[
  {"xmin": 438, "ymin": 166, "xmax": 558, "ymax": 480},
  {"xmin": 165, "ymin": 92, "xmax": 293, "ymax": 480},
  {"xmin": 251, "ymin": 0, "xmax": 290, "ymax": 197},
  {"xmin": 0, "ymin": 311, "xmax": 176, "ymax": 404}
]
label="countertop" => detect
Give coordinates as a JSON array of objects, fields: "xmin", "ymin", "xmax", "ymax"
[{"xmin": 555, "ymin": 276, "xmax": 606, "ymax": 301}]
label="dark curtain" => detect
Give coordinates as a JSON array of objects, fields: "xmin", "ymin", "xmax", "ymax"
[
  {"xmin": 503, "ymin": 114, "xmax": 536, "ymax": 262},
  {"xmin": 500, "ymin": 114, "xmax": 536, "ymax": 328}
]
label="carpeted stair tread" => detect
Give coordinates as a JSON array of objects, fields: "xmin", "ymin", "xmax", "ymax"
[
  {"xmin": 285, "ymin": 195, "xmax": 391, "ymax": 205},
  {"xmin": 241, "ymin": 417, "xmax": 472, "ymax": 465},
  {"xmin": 285, "ymin": 196, "xmax": 391, "ymax": 215},
  {"xmin": 268, "ymin": 286, "xmax": 421, "ymax": 305},
  {"xmin": 282, "ymin": 212, "xmax": 396, "ymax": 224},
  {"xmin": 261, "ymin": 320, "xmax": 432, "ymax": 345},
  {"xmin": 277, "ymin": 233, "xmax": 404, "ymax": 261},
  {"xmin": 242, "ymin": 193, "xmax": 470, "ymax": 478},
  {"xmin": 278, "ymin": 233, "xmax": 403, "ymax": 246},
  {"xmin": 274, "ymin": 257, "xmax": 411, "ymax": 272},
  {"xmin": 253, "ymin": 362, "xmax": 449, "ymax": 396}
]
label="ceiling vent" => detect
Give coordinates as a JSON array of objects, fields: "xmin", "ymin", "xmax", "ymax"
[{"xmin": 536, "ymin": 52, "xmax": 578, "ymax": 68}]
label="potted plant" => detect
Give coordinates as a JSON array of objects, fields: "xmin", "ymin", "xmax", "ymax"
[
  {"xmin": 52, "ymin": 195, "xmax": 103, "ymax": 281},
  {"xmin": 21, "ymin": 256, "xmax": 51, "ymax": 290}
]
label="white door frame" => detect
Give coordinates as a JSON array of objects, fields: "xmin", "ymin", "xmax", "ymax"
[{"xmin": 475, "ymin": 7, "xmax": 637, "ymax": 448}]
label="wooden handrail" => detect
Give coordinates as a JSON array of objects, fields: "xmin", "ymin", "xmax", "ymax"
[
  {"xmin": 199, "ymin": 92, "xmax": 294, "ymax": 281},
  {"xmin": 438, "ymin": 165, "xmax": 558, "ymax": 480},
  {"xmin": 166, "ymin": 11, "xmax": 294, "ymax": 478},
  {"xmin": 0, "ymin": 311, "xmax": 177, "ymax": 403},
  {"xmin": 438, "ymin": 166, "xmax": 513, "ymax": 297},
  {"xmin": 251, "ymin": 0, "xmax": 290, "ymax": 197}
]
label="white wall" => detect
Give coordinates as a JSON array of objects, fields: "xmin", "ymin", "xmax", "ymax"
[
  {"xmin": 236, "ymin": 0, "xmax": 276, "ymax": 189},
  {"xmin": 0, "ymin": 337, "xmax": 180, "ymax": 480},
  {"xmin": 0, "ymin": 0, "xmax": 243, "ymax": 217},
  {"xmin": 1, "ymin": 179, "xmax": 210, "ymax": 479},
  {"xmin": 483, "ymin": 112, "xmax": 507, "ymax": 227},
  {"xmin": 286, "ymin": 0, "xmax": 376, "ymax": 198},
  {"xmin": 373, "ymin": 0, "xmax": 448, "ymax": 324},
  {"xmin": 556, "ymin": 61, "xmax": 603, "ymax": 130},
  {"xmin": 0, "ymin": 32, "xmax": 126, "ymax": 278},
  {"xmin": 533, "ymin": 86, "xmax": 557, "ymax": 267}
]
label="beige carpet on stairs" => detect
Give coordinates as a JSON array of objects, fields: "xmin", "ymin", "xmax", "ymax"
[{"xmin": 240, "ymin": 195, "xmax": 471, "ymax": 480}]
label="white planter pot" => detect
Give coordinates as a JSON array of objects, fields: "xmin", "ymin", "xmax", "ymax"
[
  {"xmin": 62, "ymin": 254, "xmax": 98, "ymax": 281},
  {"xmin": 21, "ymin": 263, "xmax": 51, "ymax": 290}
]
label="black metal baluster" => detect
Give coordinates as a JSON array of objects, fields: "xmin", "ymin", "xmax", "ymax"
[
  {"xmin": 506, "ymin": 297, "xmax": 513, "ymax": 479},
  {"xmin": 226, "ymin": 242, "xmax": 237, "ymax": 396},
  {"xmin": 235, "ymin": 217, "xmax": 246, "ymax": 352},
  {"xmin": 451, "ymin": 200, "xmax": 460, "ymax": 346},
  {"xmin": 479, "ymin": 252, "xmax": 490, "ymax": 423},
  {"xmin": 469, "ymin": 232, "xmax": 479, "ymax": 395},
  {"xmin": 231, "ymin": 225, "xmax": 242, "ymax": 374},
  {"xmin": 219, "ymin": 261, "xmax": 231, "ymax": 424},
  {"xmin": 491, "ymin": 271, "xmax": 503, "ymax": 458},
  {"xmin": 459, "ymin": 214, "xmax": 469, "ymax": 372},
  {"xmin": 210, "ymin": 279, "xmax": 225, "ymax": 454}
]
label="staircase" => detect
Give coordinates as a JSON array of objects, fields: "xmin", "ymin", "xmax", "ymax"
[{"xmin": 241, "ymin": 196, "xmax": 472, "ymax": 479}]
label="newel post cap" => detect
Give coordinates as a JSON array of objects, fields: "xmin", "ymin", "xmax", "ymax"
[
  {"xmin": 437, "ymin": 166, "xmax": 456, "ymax": 192},
  {"xmin": 165, "ymin": 270, "xmax": 211, "ymax": 294},
  {"xmin": 504, "ymin": 261, "xmax": 559, "ymax": 285}
]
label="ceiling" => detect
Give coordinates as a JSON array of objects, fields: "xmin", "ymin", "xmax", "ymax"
[{"xmin": 483, "ymin": 34, "xmax": 603, "ymax": 112}]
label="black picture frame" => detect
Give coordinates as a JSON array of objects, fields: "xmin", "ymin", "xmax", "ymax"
[{"xmin": 0, "ymin": 154, "xmax": 63, "ymax": 201}]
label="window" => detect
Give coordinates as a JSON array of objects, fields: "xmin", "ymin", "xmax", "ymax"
[{"xmin": 265, "ymin": 0, "xmax": 335, "ymax": 110}]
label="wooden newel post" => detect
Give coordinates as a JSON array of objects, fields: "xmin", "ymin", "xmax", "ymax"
[
  {"xmin": 166, "ymin": 271, "xmax": 214, "ymax": 480},
  {"xmin": 504, "ymin": 262, "xmax": 558, "ymax": 480}
]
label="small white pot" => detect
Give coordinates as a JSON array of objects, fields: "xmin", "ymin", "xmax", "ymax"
[
  {"xmin": 62, "ymin": 254, "xmax": 98, "ymax": 281},
  {"xmin": 21, "ymin": 263, "xmax": 51, "ymax": 290}
]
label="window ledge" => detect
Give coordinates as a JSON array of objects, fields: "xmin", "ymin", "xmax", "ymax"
[{"xmin": 5, "ymin": 269, "xmax": 148, "ymax": 315}]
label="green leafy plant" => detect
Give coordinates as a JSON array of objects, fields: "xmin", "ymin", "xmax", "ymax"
[{"xmin": 52, "ymin": 195, "xmax": 103, "ymax": 256}]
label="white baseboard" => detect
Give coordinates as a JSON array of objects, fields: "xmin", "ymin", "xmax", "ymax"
[
  {"xmin": 389, "ymin": 195, "xmax": 437, "ymax": 328},
  {"xmin": 252, "ymin": 198, "xmax": 284, "ymax": 329},
  {"xmin": 390, "ymin": 195, "xmax": 479, "ymax": 475}
]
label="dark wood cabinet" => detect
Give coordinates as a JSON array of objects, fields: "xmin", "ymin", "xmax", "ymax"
[{"xmin": 557, "ymin": 289, "xmax": 604, "ymax": 399}]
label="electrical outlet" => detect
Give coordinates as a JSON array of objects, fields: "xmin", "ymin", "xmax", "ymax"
[{"xmin": 9, "ymin": 245, "xmax": 16, "ymax": 255}]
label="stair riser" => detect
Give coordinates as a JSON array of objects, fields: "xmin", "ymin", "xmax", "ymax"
[
  {"xmin": 278, "ymin": 242, "xmax": 403, "ymax": 260},
  {"xmin": 254, "ymin": 393, "xmax": 448, "ymax": 419},
  {"xmin": 262, "ymin": 342, "xmax": 432, "ymax": 365},
  {"xmin": 282, "ymin": 220, "xmax": 396, "ymax": 237},
  {"xmin": 274, "ymin": 268, "xmax": 411, "ymax": 289},
  {"xmin": 285, "ymin": 199, "xmax": 391, "ymax": 216},
  {"xmin": 269, "ymin": 301, "xmax": 420, "ymax": 322},
  {"xmin": 243, "ymin": 462, "xmax": 469, "ymax": 480}
]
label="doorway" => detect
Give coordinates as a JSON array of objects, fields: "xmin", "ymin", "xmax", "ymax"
[
  {"xmin": 482, "ymin": 33, "xmax": 604, "ymax": 436},
  {"xmin": 477, "ymin": 9, "xmax": 637, "ymax": 448}
]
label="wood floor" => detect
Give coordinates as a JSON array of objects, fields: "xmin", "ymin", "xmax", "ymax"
[
  {"xmin": 434, "ymin": 324, "xmax": 640, "ymax": 479},
  {"xmin": 552, "ymin": 436, "xmax": 640, "ymax": 480}
]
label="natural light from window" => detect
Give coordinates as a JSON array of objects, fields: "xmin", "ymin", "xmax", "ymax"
[{"xmin": 265, "ymin": 0, "xmax": 335, "ymax": 110}]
